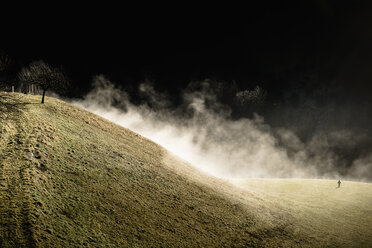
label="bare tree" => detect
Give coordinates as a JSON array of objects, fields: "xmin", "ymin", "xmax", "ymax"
[
  {"xmin": 235, "ymin": 86, "xmax": 267, "ymax": 106},
  {"xmin": 18, "ymin": 61, "xmax": 68, "ymax": 104},
  {"xmin": 0, "ymin": 51, "xmax": 12, "ymax": 90},
  {"xmin": 0, "ymin": 51, "xmax": 11, "ymax": 72}
]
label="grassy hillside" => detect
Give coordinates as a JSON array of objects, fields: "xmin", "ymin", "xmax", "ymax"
[
  {"xmin": 232, "ymin": 179, "xmax": 372, "ymax": 247},
  {"xmin": 0, "ymin": 92, "xmax": 371, "ymax": 247}
]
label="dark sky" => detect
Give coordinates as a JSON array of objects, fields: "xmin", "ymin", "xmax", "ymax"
[
  {"xmin": 3, "ymin": 1, "xmax": 372, "ymax": 165},
  {"xmin": 2, "ymin": 1, "xmax": 372, "ymax": 177},
  {"xmin": 3, "ymin": 1, "xmax": 372, "ymax": 103}
]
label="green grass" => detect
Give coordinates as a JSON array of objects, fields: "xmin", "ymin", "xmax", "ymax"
[
  {"xmin": 0, "ymin": 92, "xmax": 371, "ymax": 247},
  {"xmin": 231, "ymin": 179, "xmax": 372, "ymax": 247}
]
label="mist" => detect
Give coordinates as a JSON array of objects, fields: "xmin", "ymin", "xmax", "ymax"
[{"xmin": 71, "ymin": 75, "xmax": 372, "ymax": 182}]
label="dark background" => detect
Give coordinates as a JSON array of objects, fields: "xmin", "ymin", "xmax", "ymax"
[{"xmin": 2, "ymin": 1, "xmax": 372, "ymax": 138}]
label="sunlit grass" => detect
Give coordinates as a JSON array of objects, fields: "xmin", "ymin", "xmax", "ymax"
[
  {"xmin": 0, "ymin": 92, "xmax": 371, "ymax": 247},
  {"xmin": 232, "ymin": 178, "xmax": 372, "ymax": 247}
]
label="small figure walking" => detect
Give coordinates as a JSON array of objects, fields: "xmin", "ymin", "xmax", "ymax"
[{"xmin": 337, "ymin": 180, "xmax": 341, "ymax": 188}]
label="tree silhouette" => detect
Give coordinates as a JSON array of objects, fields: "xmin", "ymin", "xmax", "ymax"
[
  {"xmin": 0, "ymin": 51, "xmax": 12, "ymax": 90},
  {"xmin": 18, "ymin": 61, "xmax": 68, "ymax": 104},
  {"xmin": 235, "ymin": 86, "xmax": 267, "ymax": 106}
]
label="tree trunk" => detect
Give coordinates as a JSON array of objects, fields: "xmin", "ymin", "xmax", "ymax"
[{"xmin": 41, "ymin": 89, "xmax": 46, "ymax": 104}]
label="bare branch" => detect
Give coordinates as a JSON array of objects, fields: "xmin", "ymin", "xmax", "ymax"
[{"xmin": 18, "ymin": 60, "xmax": 69, "ymax": 103}]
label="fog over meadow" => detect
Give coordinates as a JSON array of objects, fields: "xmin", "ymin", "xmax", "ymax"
[{"xmin": 71, "ymin": 75, "xmax": 372, "ymax": 182}]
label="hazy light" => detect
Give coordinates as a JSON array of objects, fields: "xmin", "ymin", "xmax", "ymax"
[{"xmin": 71, "ymin": 75, "xmax": 372, "ymax": 181}]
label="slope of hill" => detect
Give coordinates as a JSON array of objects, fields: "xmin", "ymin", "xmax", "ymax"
[
  {"xmin": 232, "ymin": 179, "xmax": 372, "ymax": 247},
  {"xmin": 0, "ymin": 92, "xmax": 371, "ymax": 247}
]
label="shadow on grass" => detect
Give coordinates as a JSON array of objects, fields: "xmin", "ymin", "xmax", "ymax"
[{"xmin": 0, "ymin": 93, "xmax": 42, "ymax": 123}]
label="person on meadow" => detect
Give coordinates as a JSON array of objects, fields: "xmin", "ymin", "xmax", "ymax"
[{"xmin": 337, "ymin": 180, "xmax": 341, "ymax": 188}]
